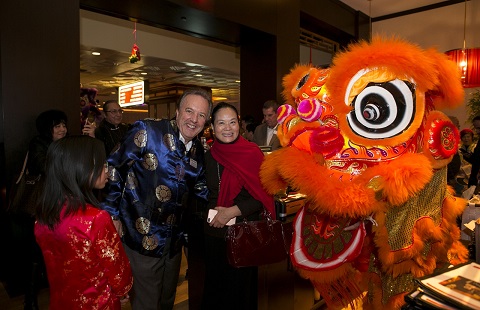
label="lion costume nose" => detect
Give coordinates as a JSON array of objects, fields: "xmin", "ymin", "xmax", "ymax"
[{"xmin": 292, "ymin": 126, "xmax": 344, "ymax": 158}]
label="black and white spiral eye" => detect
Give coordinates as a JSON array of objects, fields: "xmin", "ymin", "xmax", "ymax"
[{"xmin": 347, "ymin": 79, "xmax": 416, "ymax": 139}]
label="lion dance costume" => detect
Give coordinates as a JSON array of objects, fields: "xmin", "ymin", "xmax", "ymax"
[{"xmin": 260, "ymin": 37, "xmax": 469, "ymax": 309}]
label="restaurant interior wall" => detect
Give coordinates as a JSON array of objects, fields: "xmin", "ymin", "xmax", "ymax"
[{"xmin": 372, "ymin": 0, "xmax": 480, "ymax": 129}]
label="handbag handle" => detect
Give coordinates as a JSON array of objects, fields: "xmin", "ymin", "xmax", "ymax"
[{"xmin": 15, "ymin": 152, "xmax": 29, "ymax": 185}]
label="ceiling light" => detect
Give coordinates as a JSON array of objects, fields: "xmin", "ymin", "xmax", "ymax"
[
  {"xmin": 235, "ymin": 80, "xmax": 241, "ymax": 83},
  {"xmin": 184, "ymin": 62, "xmax": 200, "ymax": 67},
  {"xmin": 195, "ymin": 74, "xmax": 203, "ymax": 77},
  {"xmin": 212, "ymin": 96, "xmax": 227, "ymax": 101},
  {"xmin": 91, "ymin": 51, "xmax": 101, "ymax": 56},
  {"xmin": 141, "ymin": 72, "xmax": 147, "ymax": 75}
]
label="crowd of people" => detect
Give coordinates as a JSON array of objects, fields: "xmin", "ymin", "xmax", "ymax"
[
  {"xmin": 8, "ymin": 86, "xmax": 480, "ymax": 310},
  {"xmin": 9, "ymin": 88, "xmax": 286, "ymax": 310}
]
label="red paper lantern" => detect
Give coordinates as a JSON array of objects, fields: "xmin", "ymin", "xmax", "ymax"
[{"xmin": 445, "ymin": 48, "xmax": 480, "ymax": 88}]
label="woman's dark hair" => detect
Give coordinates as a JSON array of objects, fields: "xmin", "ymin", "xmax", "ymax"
[
  {"xmin": 211, "ymin": 102, "xmax": 239, "ymax": 124},
  {"xmin": 36, "ymin": 135, "xmax": 106, "ymax": 229},
  {"xmin": 36, "ymin": 109, "xmax": 68, "ymax": 139}
]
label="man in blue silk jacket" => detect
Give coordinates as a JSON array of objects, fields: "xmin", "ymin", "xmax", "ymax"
[{"xmin": 102, "ymin": 88, "xmax": 212, "ymax": 310}]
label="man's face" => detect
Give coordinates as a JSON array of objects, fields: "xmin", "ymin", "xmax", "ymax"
[
  {"xmin": 176, "ymin": 94, "xmax": 210, "ymax": 143},
  {"xmin": 104, "ymin": 102, "xmax": 123, "ymax": 126},
  {"xmin": 263, "ymin": 107, "xmax": 278, "ymax": 128}
]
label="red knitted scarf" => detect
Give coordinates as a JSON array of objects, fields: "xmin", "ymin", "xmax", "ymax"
[{"xmin": 210, "ymin": 136, "xmax": 275, "ymax": 219}]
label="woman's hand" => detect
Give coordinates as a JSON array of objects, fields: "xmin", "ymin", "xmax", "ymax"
[
  {"xmin": 112, "ymin": 218, "xmax": 124, "ymax": 237},
  {"xmin": 82, "ymin": 120, "xmax": 96, "ymax": 137},
  {"xmin": 119, "ymin": 294, "xmax": 130, "ymax": 305},
  {"xmin": 210, "ymin": 206, "xmax": 241, "ymax": 228}
]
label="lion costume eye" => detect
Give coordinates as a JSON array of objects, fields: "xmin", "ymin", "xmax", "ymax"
[
  {"xmin": 347, "ymin": 79, "xmax": 415, "ymax": 139},
  {"xmin": 296, "ymin": 73, "xmax": 310, "ymax": 91}
]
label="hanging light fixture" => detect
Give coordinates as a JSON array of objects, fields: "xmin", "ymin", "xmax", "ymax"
[{"xmin": 445, "ymin": 0, "xmax": 480, "ymax": 88}]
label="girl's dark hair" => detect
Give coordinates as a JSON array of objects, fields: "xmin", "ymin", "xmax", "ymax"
[
  {"xmin": 211, "ymin": 102, "xmax": 239, "ymax": 124},
  {"xmin": 36, "ymin": 135, "xmax": 106, "ymax": 229},
  {"xmin": 36, "ymin": 109, "xmax": 68, "ymax": 140}
]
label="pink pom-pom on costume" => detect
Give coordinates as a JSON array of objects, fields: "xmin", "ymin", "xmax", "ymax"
[
  {"xmin": 277, "ymin": 104, "xmax": 297, "ymax": 124},
  {"xmin": 297, "ymin": 98, "xmax": 323, "ymax": 122}
]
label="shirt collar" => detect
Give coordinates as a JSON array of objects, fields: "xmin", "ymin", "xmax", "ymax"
[{"xmin": 179, "ymin": 133, "xmax": 193, "ymax": 152}]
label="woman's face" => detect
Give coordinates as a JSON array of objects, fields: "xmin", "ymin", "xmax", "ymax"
[
  {"xmin": 462, "ymin": 133, "xmax": 473, "ymax": 145},
  {"xmin": 213, "ymin": 107, "xmax": 239, "ymax": 144},
  {"xmin": 93, "ymin": 162, "xmax": 109, "ymax": 189},
  {"xmin": 52, "ymin": 123, "xmax": 67, "ymax": 141}
]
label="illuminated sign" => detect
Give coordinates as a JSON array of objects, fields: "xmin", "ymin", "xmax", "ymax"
[{"xmin": 118, "ymin": 81, "xmax": 145, "ymax": 107}]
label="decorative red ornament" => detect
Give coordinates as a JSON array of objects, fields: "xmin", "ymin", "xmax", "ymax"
[
  {"xmin": 427, "ymin": 119, "xmax": 459, "ymax": 160},
  {"xmin": 129, "ymin": 43, "xmax": 141, "ymax": 63},
  {"xmin": 129, "ymin": 22, "xmax": 141, "ymax": 63}
]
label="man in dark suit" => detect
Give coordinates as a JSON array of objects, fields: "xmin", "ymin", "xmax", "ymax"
[{"xmin": 253, "ymin": 100, "xmax": 281, "ymax": 151}]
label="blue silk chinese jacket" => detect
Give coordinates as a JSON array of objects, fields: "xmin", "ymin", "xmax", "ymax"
[{"xmin": 102, "ymin": 119, "xmax": 208, "ymax": 257}]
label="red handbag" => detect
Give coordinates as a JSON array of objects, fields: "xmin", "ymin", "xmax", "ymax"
[{"xmin": 225, "ymin": 210, "xmax": 291, "ymax": 268}]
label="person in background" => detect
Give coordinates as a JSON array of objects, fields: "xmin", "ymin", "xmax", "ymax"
[
  {"xmin": 253, "ymin": 100, "xmax": 281, "ymax": 151},
  {"xmin": 240, "ymin": 114, "xmax": 255, "ymax": 139},
  {"xmin": 454, "ymin": 129, "xmax": 477, "ymax": 196},
  {"xmin": 102, "ymin": 88, "xmax": 211, "ymax": 310},
  {"xmin": 93, "ymin": 100, "xmax": 130, "ymax": 154},
  {"xmin": 35, "ymin": 135, "xmax": 132, "ymax": 310},
  {"xmin": 21, "ymin": 109, "xmax": 68, "ymax": 309},
  {"xmin": 244, "ymin": 123, "xmax": 258, "ymax": 142},
  {"xmin": 446, "ymin": 116, "xmax": 461, "ymax": 195},
  {"xmin": 202, "ymin": 102, "xmax": 274, "ymax": 310},
  {"xmin": 459, "ymin": 129, "xmax": 477, "ymax": 165},
  {"xmin": 468, "ymin": 116, "xmax": 480, "ymax": 188}
]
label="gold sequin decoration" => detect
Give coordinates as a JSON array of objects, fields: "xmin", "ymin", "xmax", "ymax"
[
  {"xmin": 163, "ymin": 134, "xmax": 176, "ymax": 151},
  {"xmin": 142, "ymin": 153, "xmax": 158, "ymax": 171},
  {"xmin": 381, "ymin": 273, "xmax": 415, "ymax": 305},
  {"xmin": 126, "ymin": 171, "xmax": 138, "ymax": 190},
  {"xmin": 142, "ymin": 235, "xmax": 158, "ymax": 250},
  {"xmin": 135, "ymin": 217, "xmax": 151, "ymax": 234},
  {"xmin": 385, "ymin": 167, "xmax": 446, "ymax": 251},
  {"xmin": 155, "ymin": 185, "xmax": 172, "ymax": 202},
  {"xmin": 134, "ymin": 130, "xmax": 147, "ymax": 148}
]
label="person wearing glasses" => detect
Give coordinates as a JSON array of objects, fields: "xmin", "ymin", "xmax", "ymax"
[{"xmin": 95, "ymin": 100, "xmax": 130, "ymax": 155}]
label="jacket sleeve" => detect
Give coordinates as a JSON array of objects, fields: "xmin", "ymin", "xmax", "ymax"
[
  {"xmin": 101, "ymin": 120, "xmax": 147, "ymax": 216},
  {"xmin": 92, "ymin": 210, "xmax": 133, "ymax": 297}
]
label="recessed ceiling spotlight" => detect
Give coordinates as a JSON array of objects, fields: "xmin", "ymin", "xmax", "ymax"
[
  {"xmin": 111, "ymin": 91, "xmax": 116, "ymax": 94},
  {"xmin": 141, "ymin": 72, "xmax": 148, "ymax": 75},
  {"xmin": 183, "ymin": 62, "xmax": 200, "ymax": 67},
  {"xmin": 235, "ymin": 80, "xmax": 241, "ymax": 83},
  {"xmin": 195, "ymin": 74, "xmax": 203, "ymax": 77},
  {"xmin": 91, "ymin": 52, "xmax": 101, "ymax": 56}
]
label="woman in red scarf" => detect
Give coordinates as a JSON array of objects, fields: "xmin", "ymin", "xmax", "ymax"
[{"xmin": 202, "ymin": 102, "xmax": 274, "ymax": 310}]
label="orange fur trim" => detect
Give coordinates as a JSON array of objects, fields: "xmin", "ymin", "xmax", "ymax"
[
  {"xmin": 281, "ymin": 64, "xmax": 314, "ymax": 107},
  {"xmin": 360, "ymin": 153, "xmax": 433, "ymax": 206},
  {"xmin": 424, "ymin": 49, "xmax": 465, "ymax": 109},
  {"xmin": 373, "ymin": 194, "xmax": 467, "ymax": 278}
]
